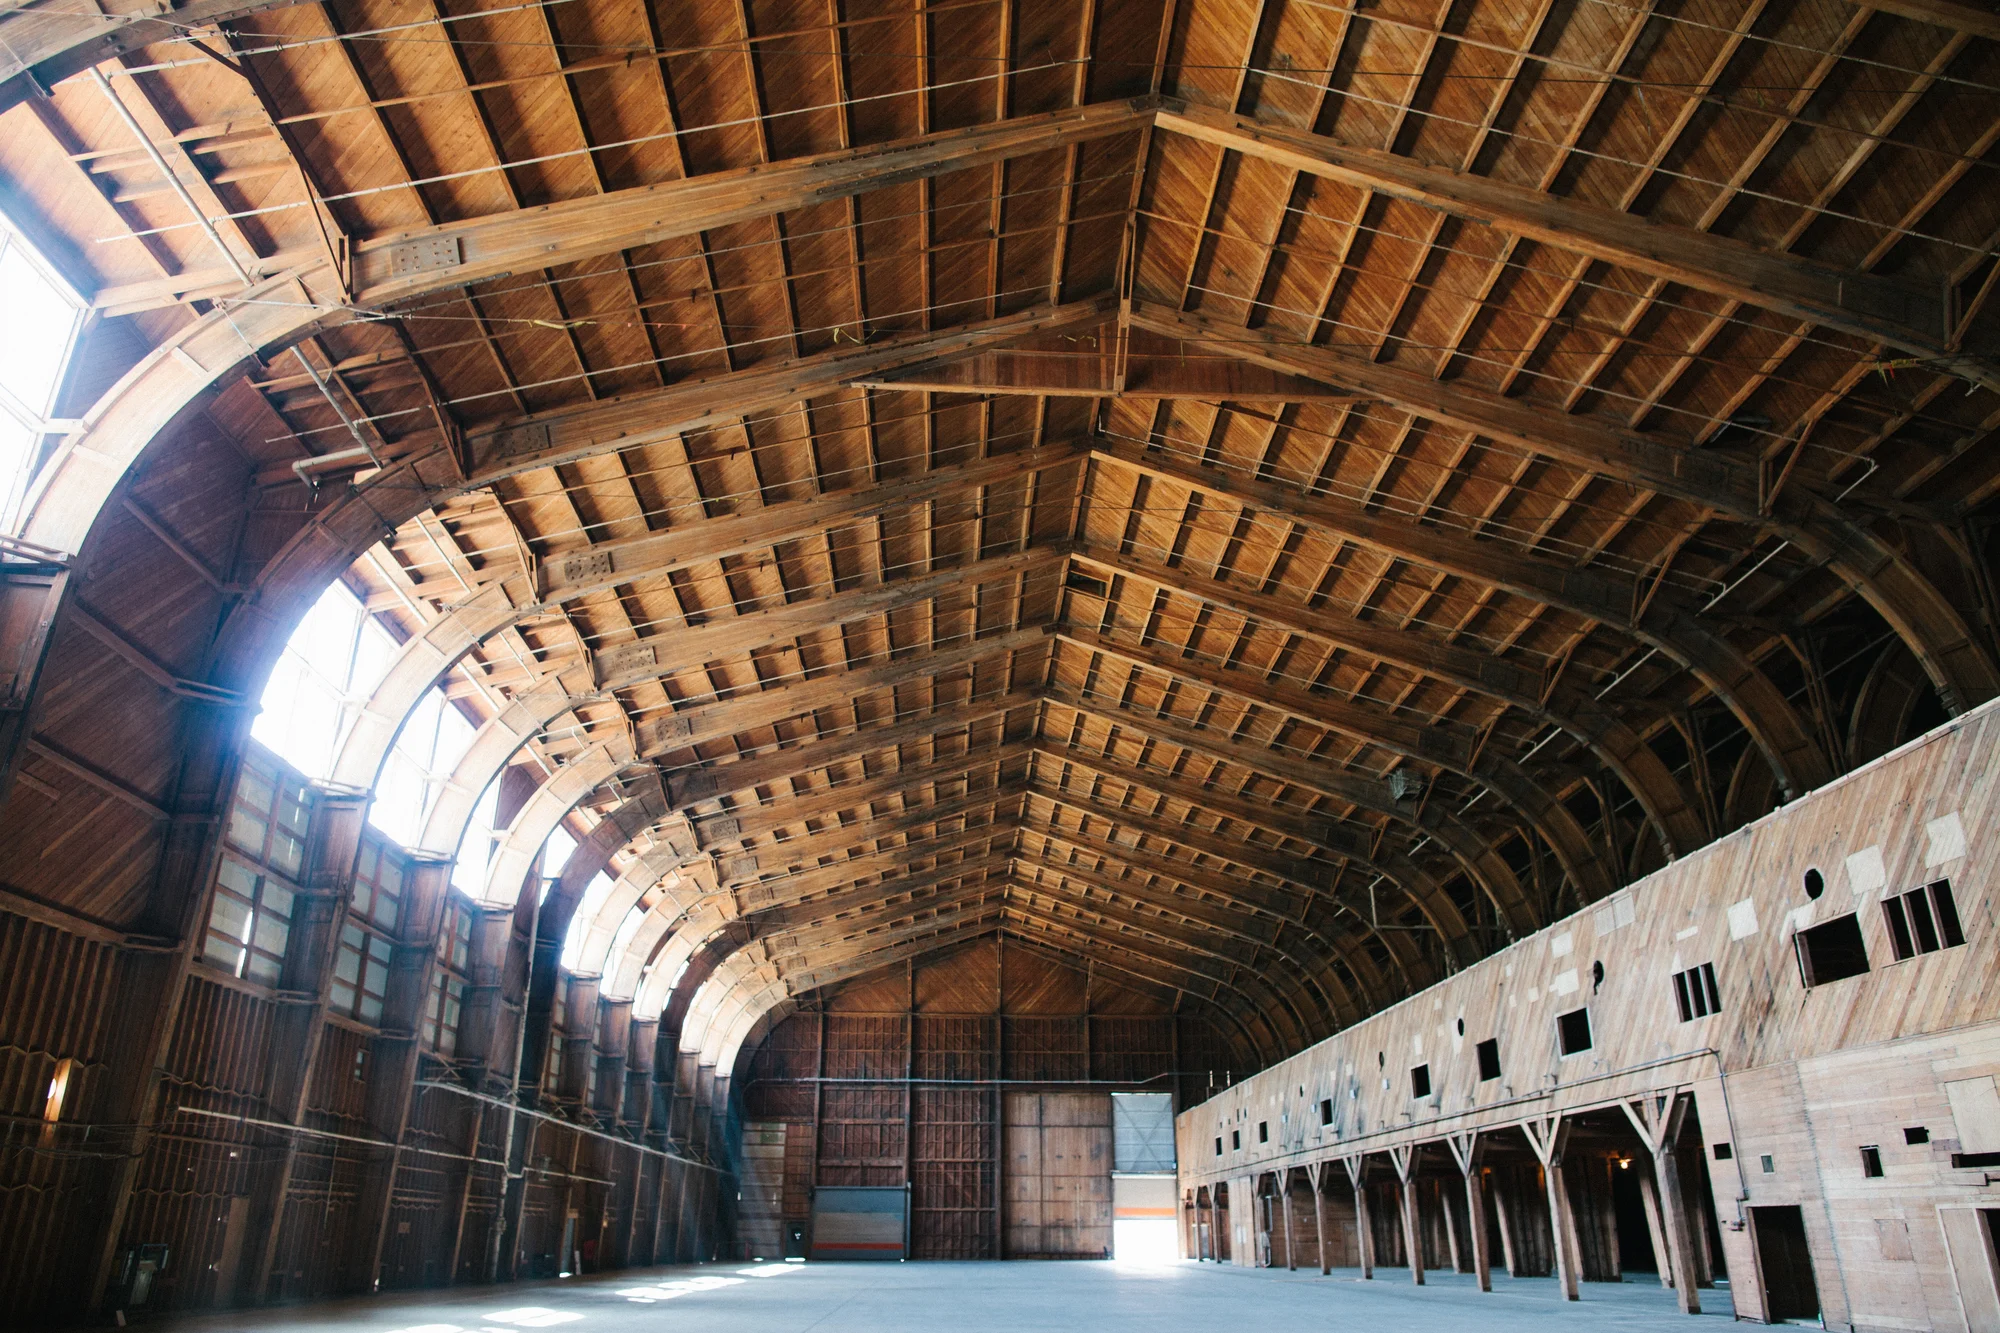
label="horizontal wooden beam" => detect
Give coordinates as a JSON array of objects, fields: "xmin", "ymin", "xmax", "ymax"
[
  {"xmin": 1150, "ymin": 101, "xmax": 1991, "ymax": 386},
  {"xmin": 1086, "ymin": 437, "xmax": 1834, "ymax": 799},
  {"xmin": 1069, "ymin": 546, "xmax": 1706, "ymax": 856}
]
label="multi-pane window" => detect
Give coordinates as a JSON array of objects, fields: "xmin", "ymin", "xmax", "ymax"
[
  {"xmin": 423, "ymin": 970, "xmax": 466, "ymax": 1056},
  {"xmin": 1883, "ymin": 879, "xmax": 1965, "ymax": 961},
  {"xmin": 1673, "ymin": 962, "xmax": 1722, "ymax": 1021},
  {"xmin": 348, "ymin": 835, "xmax": 404, "ymax": 931},
  {"xmin": 225, "ymin": 757, "xmax": 310, "ymax": 880},
  {"xmin": 201, "ymin": 750, "xmax": 312, "ymax": 988},
  {"xmin": 201, "ymin": 859, "xmax": 295, "ymax": 986},
  {"xmin": 423, "ymin": 898, "xmax": 473, "ymax": 1056},
  {"xmin": 543, "ymin": 973, "xmax": 570, "ymax": 1095},
  {"xmin": 331, "ymin": 833, "xmax": 405, "ymax": 1025},
  {"xmin": 0, "ymin": 211, "xmax": 86, "ymax": 526},
  {"xmin": 332, "ymin": 923, "xmax": 394, "ymax": 1024}
]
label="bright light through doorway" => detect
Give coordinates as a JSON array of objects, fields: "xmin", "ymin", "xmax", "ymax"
[{"xmin": 1112, "ymin": 1219, "xmax": 1179, "ymax": 1265}]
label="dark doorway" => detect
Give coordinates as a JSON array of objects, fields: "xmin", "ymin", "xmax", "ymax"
[
  {"xmin": 1611, "ymin": 1162, "xmax": 1657, "ymax": 1273},
  {"xmin": 1752, "ymin": 1206, "xmax": 1819, "ymax": 1321}
]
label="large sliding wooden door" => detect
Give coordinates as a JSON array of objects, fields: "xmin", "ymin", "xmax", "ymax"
[{"xmin": 1004, "ymin": 1092, "xmax": 1112, "ymax": 1258}]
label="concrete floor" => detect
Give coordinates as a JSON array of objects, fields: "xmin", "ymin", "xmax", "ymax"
[{"xmin": 140, "ymin": 1261, "xmax": 1741, "ymax": 1333}]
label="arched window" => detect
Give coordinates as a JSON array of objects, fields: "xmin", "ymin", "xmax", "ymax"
[{"xmin": 0, "ymin": 213, "xmax": 86, "ymax": 528}]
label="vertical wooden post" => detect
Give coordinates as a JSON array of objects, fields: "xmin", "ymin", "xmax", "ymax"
[
  {"xmin": 1308, "ymin": 1162, "xmax": 1329, "ymax": 1274},
  {"xmin": 1491, "ymin": 1173, "xmax": 1518, "ymax": 1277},
  {"xmin": 351, "ymin": 854, "xmax": 456, "ymax": 1293},
  {"xmin": 1390, "ymin": 1145, "xmax": 1424, "ymax": 1284},
  {"xmin": 1636, "ymin": 1169, "xmax": 1674, "ymax": 1286},
  {"xmin": 1343, "ymin": 1154, "xmax": 1374, "ymax": 1279},
  {"xmin": 1447, "ymin": 1133, "xmax": 1491, "ymax": 1292},
  {"xmin": 1281, "ymin": 1167, "xmax": 1299, "ymax": 1270},
  {"xmin": 1621, "ymin": 1094, "xmax": 1703, "ymax": 1314},
  {"xmin": 1439, "ymin": 1178, "xmax": 1464, "ymax": 1273},
  {"xmin": 1523, "ymin": 1116, "xmax": 1581, "ymax": 1301}
]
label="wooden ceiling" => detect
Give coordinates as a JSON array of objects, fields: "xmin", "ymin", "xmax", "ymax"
[{"xmin": 3, "ymin": 0, "xmax": 2000, "ymax": 1064}]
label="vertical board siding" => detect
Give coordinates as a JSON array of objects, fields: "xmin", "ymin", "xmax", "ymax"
[{"xmin": 1180, "ymin": 699, "xmax": 2000, "ymax": 1327}]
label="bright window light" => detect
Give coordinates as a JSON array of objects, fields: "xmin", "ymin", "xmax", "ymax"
[
  {"xmin": 0, "ymin": 213, "xmax": 85, "ymax": 529},
  {"xmin": 560, "ymin": 872, "xmax": 614, "ymax": 970},
  {"xmin": 604, "ymin": 902, "xmax": 646, "ymax": 972},
  {"xmin": 251, "ymin": 580, "xmax": 395, "ymax": 780},
  {"xmin": 1113, "ymin": 1218, "xmax": 1179, "ymax": 1266},
  {"xmin": 542, "ymin": 822, "xmax": 577, "ymax": 878},
  {"xmin": 450, "ymin": 779, "xmax": 501, "ymax": 897}
]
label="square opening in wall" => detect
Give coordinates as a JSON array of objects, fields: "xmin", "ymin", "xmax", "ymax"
[
  {"xmin": 1257, "ymin": 1121, "xmax": 1268, "ymax": 1144},
  {"xmin": 1905, "ymin": 1127, "xmax": 1930, "ymax": 1145},
  {"xmin": 1713, "ymin": 1143, "xmax": 1733, "ymax": 1161},
  {"xmin": 1231, "ymin": 1130, "xmax": 1240, "ymax": 1151},
  {"xmin": 1861, "ymin": 1146, "xmax": 1883, "ymax": 1178},
  {"xmin": 1556, "ymin": 1007, "xmax": 1592, "ymax": 1056},
  {"xmin": 1410, "ymin": 1064, "xmax": 1431, "ymax": 1098},
  {"xmin": 1215, "ymin": 1137, "xmax": 1223, "ymax": 1157},
  {"xmin": 1320, "ymin": 1098, "xmax": 1334, "ymax": 1126},
  {"xmin": 1795, "ymin": 913, "xmax": 1870, "ymax": 987},
  {"xmin": 1476, "ymin": 1038, "xmax": 1501, "ymax": 1081}
]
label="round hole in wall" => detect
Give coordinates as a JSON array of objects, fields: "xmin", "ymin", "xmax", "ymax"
[
  {"xmin": 1456, "ymin": 1017, "xmax": 1465, "ymax": 1036},
  {"xmin": 1377, "ymin": 1051, "xmax": 1385, "ymax": 1068},
  {"xmin": 1591, "ymin": 960, "xmax": 1605, "ymax": 991},
  {"xmin": 1804, "ymin": 867, "xmax": 1824, "ymax": 899}
]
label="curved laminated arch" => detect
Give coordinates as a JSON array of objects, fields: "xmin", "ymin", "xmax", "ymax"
[
  {"xmin": 1057, "ymin": 627, "xmax": 1615, "ymax": 907},
  {"xmin": 664, "ymin": 856, "xmax": 1333, "ymax": 1066},
  {"xmin": 327, "ymin": 478, "xmax": 1076, "ymax": 800},
  {"xmin": 1069, "ymin": 547, "xmax": 1711, "ymax": 859},
  {"xmin": 701, "ymin": 898, "xmax": 1292, "ymax": 1076}
]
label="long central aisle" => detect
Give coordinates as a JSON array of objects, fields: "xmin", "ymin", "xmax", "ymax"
[{"xmin": 146, "ymin": 1262, "xmax": 1737, "ymax": 1333}]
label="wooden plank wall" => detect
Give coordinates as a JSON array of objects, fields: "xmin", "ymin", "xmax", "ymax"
[
  {"xmin": 1178, "ymin": 699, "xmax": 2000, "ymax": 1330},
  {"xmin": 742, "ymin": 937, "xmax": 1232, "ymax": 1260},
  {"xmin": 1004, "ymin": 1092, "xmax": 1112, "ymax": 1259}
]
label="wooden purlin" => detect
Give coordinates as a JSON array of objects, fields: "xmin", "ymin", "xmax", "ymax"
[
  {"xmin": 1129, "ymin": 301, "xmax": 2000, "ymax": 717},
  {"xmin": 1067, "ymin": 546, "xmax": 1706, "ymax": 857},
  {"xmin": 1085, "ymin": 437, "xmax": 1836, "ymax": 801}
]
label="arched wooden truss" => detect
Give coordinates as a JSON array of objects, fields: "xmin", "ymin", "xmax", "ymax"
[{"xmin": 3, "ymin": 0, "xmax": 1999, "ymax": 1148}]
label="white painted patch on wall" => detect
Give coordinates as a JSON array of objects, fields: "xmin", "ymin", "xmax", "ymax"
[
  {"xmin": 1927, "ymin": 812, "xmax": 1966, "ymax": 868},
  {"xmin": 1845, "ymin": 844, "xmax": 1885, "ymax": 896},
  {"xmin": 1550, "ymin": 930, "xmax": 1574, "ymax": 957},
  {"xmin": 1551, "ymin": 969, "xmax": 1579, "ymax": 996},
  {"xmin": 1727, "ymin": 899, "xmax": 1760, "ymax": 940},
  {"xmin": 1675, "ymin": 925, "xmax": 1700, "ymax": 940},
  {"xmin": 1593, "ymin": 894, "xmax": 1636, "ymax": 935},
  {"xmin": 1786, "ymin": 905, "xmax": 1813, "ymax": 936}
]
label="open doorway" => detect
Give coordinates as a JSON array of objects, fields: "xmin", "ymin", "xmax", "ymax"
[
  {"xmin": 1111, "ymin": 1093, "xmax": 1177, "ymax": 1264},
  {"xmin": 1751, "ymin": 1206, "xmax": 1819, "ymax": 1322}
]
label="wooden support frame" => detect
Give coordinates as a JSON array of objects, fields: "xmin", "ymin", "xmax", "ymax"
[
  {"xmin": 1620, "ymin": 1091, "xmax": 1704, "ymax": 1314},
  {"xmin": 1521, "ymin": 1114, "xmax": 1583, "ymax": 1302},
  {"xmin": 1390, "ymin": 1144, "xmax": 1425, "ymax": 1285},
  {"xmin": 1446, "ymin": 1130, "xmax": 1493, "ymax": 1292},
  {"xmin": 1343, "ymin": 1153, "xmax": 1375, "ymax": 1280}
]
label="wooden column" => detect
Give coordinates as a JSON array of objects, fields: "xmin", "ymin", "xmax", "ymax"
[
  {"xmin": 245, "ymin": 788, "xmax": 368, "ymax": 1302},
  {"xmin": 1621, "ymin": 1094, "xmax": 1703, "ymax": 1315},
  {"xmin": 1491, "ymin": 1173, "xmax": 1519, "ymax": 1276},
  {"xmin": 1636, "ymin": 1168, "xmax": 1674, "ymax": 1286},
  {"xmin": 1308, "ymin": 1161, "xmax": 1330, "ymax": 1274},
  {"xmin": 350, "ymin": 853, "xmax": 456, "ymax": 1293},
  {"xmin": 1342, "ymin": 1154, "xmax": 1374, "ymax": 1279},
  {"xmin": 1439, "ymin": 1179, "xmax": 1464, "ymax": 1272},
  {"xmin": 1523, "ymin": 1115, "xmax": 1582, "ymax": 1301},
  {"xmin": 1390, "ymin": 1145, "xmax": 1424, "ymax": 1284},
  {"xmin": 1447, "ymin": 1131, "xmax": 1491, "ymax": 1291},
  {"xmin": 1281, "ymin": 1167, "xmax": 1299, "ymax": 1269}
]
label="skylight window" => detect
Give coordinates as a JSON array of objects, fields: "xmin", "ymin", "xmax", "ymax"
[
  {"xmin": 0, "ymin": 215, "xmax": 86, "ymax": 528},
  {"xmin": 560, "ymin": 871, "xmax": 615, "ymax": 971},
  {"xmin": 253, "ymin": 581, "xmax": 396, "ymax": 779}
]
